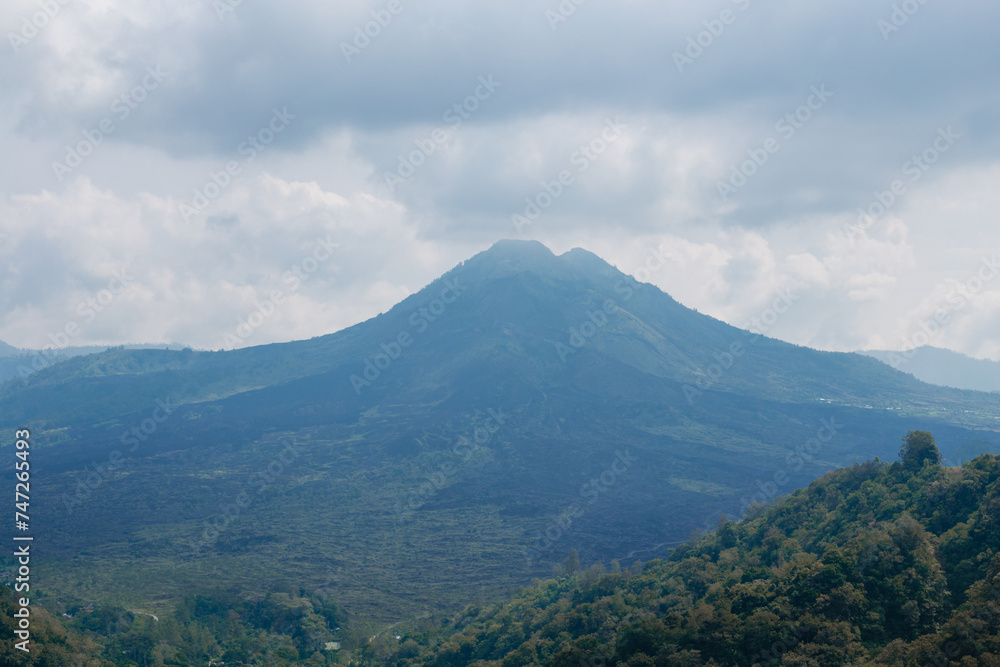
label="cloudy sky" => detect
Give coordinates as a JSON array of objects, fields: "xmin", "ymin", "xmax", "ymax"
[{"xmin": 1, "ymin": 0, "xmax": 999, "ymax": 360}]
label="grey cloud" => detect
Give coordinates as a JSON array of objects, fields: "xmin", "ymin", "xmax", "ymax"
[
  {"xmin": 2, "ymin": 0, "xmax": 999, "ymax": 358},
  {"xmin": 7, "ymin": 1, "xmax": 999, "ymax": 153}
]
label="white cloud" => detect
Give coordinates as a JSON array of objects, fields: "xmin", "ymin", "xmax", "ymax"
[{"xmin": 0, "ymin": 173, "xmax": 481, "ymax": 351}]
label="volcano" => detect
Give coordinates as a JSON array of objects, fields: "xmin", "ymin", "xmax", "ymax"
[{"xmin": 5, "ymin": 239, "xmax": 999, "ymax": 621}]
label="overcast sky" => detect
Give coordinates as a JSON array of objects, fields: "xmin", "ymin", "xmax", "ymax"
[{"xmin": 1, "ymin": 0, "xmax": 999, "ymax": 360}]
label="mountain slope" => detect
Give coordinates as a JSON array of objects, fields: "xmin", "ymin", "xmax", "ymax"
[{"xmin": 3, "ymin": 240, "xmax": 1000, "ymax": 625}]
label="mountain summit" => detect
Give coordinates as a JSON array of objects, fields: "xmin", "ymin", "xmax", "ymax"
[{"xmin": 4, "ymin": 240, "xmax": 999, "ymax": 622}]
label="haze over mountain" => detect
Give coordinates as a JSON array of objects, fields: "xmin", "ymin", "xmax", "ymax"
[
  {"xmin": 0, "ymin": 342, "xmax": 194, "ymax": 383},
  {"xmin": 861, "ymin": 347, "xmax": 1000, "ymax": 394},
  {"xmin": 2, "ymin": 240, "xmax": 999, "ymax": 626}
]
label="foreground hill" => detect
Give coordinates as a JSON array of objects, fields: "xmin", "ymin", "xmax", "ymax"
[
  {"xmin": 2, "ymin": 240, "xmax": 999, "ymax": 625},
  {"xmin": 393, "ymin": 436, "xmax": 1000, "ymax": 666}
]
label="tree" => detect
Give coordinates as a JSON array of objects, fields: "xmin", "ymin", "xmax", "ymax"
[
  {"xmin": 900, "ymin": 431, "xmax": 942, "ymax": 470},
  {"xmin": 716, "ymin": 514, "xmax": 738, "ymax": 549}
]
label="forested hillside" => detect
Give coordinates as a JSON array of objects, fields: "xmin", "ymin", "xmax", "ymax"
[
  {"xmin": 0, "ymin": 584, "xmax": 348, "ymax": 666},
  {"xmin": 380, "ymin": 433, "xmax": 1000, "ymax": 666}
]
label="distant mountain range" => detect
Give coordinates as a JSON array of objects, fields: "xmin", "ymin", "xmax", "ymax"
[
  {"xmin": 3, "ymin": 240, "xmax": 998, "ymax": 625},
  {"xmin": 0, "ymin": 342, "xmax": 192, "ymax": 383},
  {"xmin": 861, "ymin": 346, "xmax": 1000, "ymax": 393}
]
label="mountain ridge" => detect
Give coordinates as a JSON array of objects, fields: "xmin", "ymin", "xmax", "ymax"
[{"xmin": 3, "ymin": 241, "xmax": 993, "ymax": 425}]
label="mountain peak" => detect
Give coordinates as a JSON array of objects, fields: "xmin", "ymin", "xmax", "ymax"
[
  {"xmin": 487, "ymin": 238, "xmax": 553, "ymax": 254},
  {"xmin": 460, "ymin": 240, "xmax": 619, "ymax": 283},
  {"xmin": 475, "ymin": 239, "xmax": 555, "ymax": 266},
  {"xmin": 456, "ymin": 240, "xmax": 560, "ymax": 282},
  {"xmin": 559, "ymin": 246, "xmax": 616, "ymax": 274}
]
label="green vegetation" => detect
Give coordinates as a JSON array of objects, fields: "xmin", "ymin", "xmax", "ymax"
[
  {"xmin": 6, "ymin": 430, "xmax": 1000, "ymax": 666},
  {"xmin": 900, "ymin": 430, "xmax": 942, "ymax": 469},
  {"xmin": 370, "ymin": 435, "xmax": 1000, "ymax": 666},
  {"xmin": 0, "ymin": 586, "xmax": 104, "ymax": 666},
  {"xmin": 1, "ymin": 585, "xmax": 350, "ymax": 666}
]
